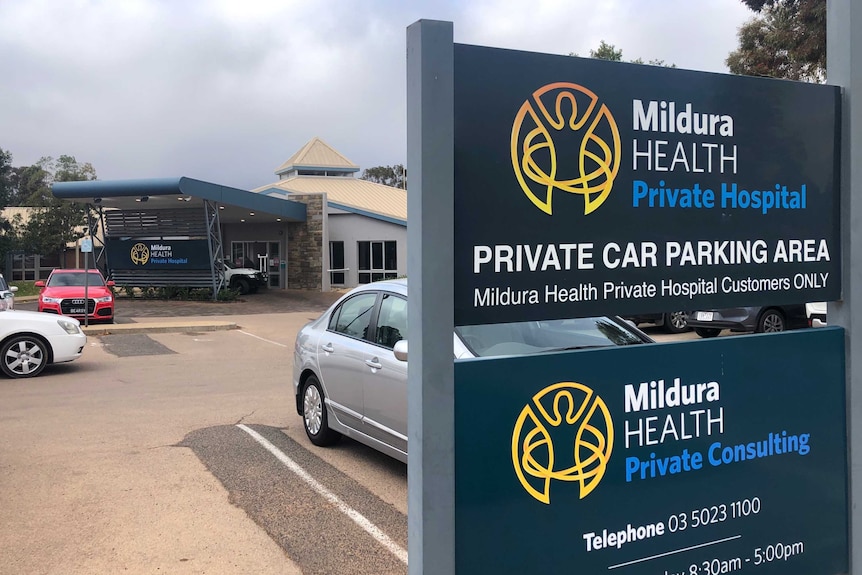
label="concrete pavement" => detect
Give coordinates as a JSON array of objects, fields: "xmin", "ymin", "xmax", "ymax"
[{"xmin": 14, "ymin": 288, "xmax": 344, "ymax": 335}]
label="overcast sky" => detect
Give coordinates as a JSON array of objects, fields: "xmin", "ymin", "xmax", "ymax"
[{"xmin": 0, "ymin": 0, "xmax": 754, "ymax": 190}]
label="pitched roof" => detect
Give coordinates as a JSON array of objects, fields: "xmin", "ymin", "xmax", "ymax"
[
  {"xmin": 254, "ymin": 176, "xmax": 407, "ymax": 225},
  {"xmin": 274, "ymin": 137, "xmax": 359, "ymax": 175}
]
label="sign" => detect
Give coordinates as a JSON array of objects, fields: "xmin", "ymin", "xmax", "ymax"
[
  {"xmin": 454, "ymin": 45, "xmax": 841, "ymax": 325},
  {"xmin": 105, "ymin": 239, "xmax": 212, "ymax": 270},
  {"xmin": 454, "ymin": 328, "xmax": 847, "ymax": 574},
  {"xmin": 80, "ymin": 238, "xmax": 93, "ymax": 253}
]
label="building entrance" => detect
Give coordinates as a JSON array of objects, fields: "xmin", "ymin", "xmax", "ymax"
[{"xmin": 231, "ymin": 241, "xmax": 283, "ymax": 288}]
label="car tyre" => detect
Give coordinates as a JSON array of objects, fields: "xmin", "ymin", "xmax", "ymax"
[
  {"xmin": 694, "ymin": 327, "xmax": 721, "ymax": 338},
  {"xmin": 1, "ymin": 335, "xmax": 48, "ymax": 378},
  {"xmin": 663, "ymin": 311, "xmax": 689, "ymax": 334},
  {"xmin": 235, "ymin": 278, "xmax": 251, "ymax": 295},
  {"xmin": 302, "ymin": 375, "xmax": 342, "ymax": 447},
  {"xmin": 757, "ymin": 309, "xmax": 785, "ymax": 333}
]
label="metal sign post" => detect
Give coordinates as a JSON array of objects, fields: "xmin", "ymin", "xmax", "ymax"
[
  {"xmin": 81, "ymin": 236, "xmax": 92, "ymax": 328},
  {"xmin": 407, "ymin": 19, "xmax": 455, "ymax": 575},
  {"xmin": 827, "ymin": 1, "xmax": 861, "ymax": 573}
]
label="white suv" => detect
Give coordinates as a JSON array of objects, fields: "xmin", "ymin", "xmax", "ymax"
[{"xmin": 221, "ymin": 260, "xmax": 268, "ymax": 294}]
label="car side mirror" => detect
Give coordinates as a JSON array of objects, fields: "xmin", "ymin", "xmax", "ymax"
[
  {"xmin": 107, "ymin": 280, "xmax": 116, "ymax": 287},
  {"xmin": 393, "ymin": 339, "xmax": 408, "ymax": 362},
  {"xmin": 34, "ymin": 281, "xmax": 45, "ymax": 288},
  {"xmin": 9, "ymin": 286, "xmax": 17, "ymax": 293}
]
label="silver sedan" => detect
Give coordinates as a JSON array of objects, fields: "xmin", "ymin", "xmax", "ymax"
[{"xmin": 292, "ymin": 278, "xmax": 653, "ymax": 463}]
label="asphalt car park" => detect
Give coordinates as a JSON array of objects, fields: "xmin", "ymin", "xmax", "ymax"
[{"xmin": 0, "ymin": 303, "xmax": 411, "ymax": 575}]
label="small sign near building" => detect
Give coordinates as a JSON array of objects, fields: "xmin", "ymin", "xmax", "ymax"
[{"xmin": 454, "ymin": 45, "xmax": 841, "ymax": 325}]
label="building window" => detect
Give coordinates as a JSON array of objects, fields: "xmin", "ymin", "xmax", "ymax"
[
  {"xmin": 329, "ymin": 241, "xmax": 345, "ymax": 285},
  {"xmin": 358, "ymin": 240, "xmax": 397, "ymax": 284},
  {"xmin": 11, "ymin": 253, "xmax": 58, "ymax": 281}
]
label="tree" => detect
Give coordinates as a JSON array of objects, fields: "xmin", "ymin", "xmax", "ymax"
[
  {"xmin": 726, "ymin": 0, "xmax": 826, "ymax": 82},
  {"xmin": 590, "ymin": 40, "xmax": 623, "ymax": 62},
  {"xmin": 0, "ymin": 149, "xmax": 15, "ymax": 259},
  {"xmin": 360, "ymin": 164, "xmax": 407, "ymax": 189},
  {"xmin": 10, "ymin": 155, "xmax": 96, "ymax": 258},
  {"xmin": 10, "ymin": 163, "xmax": 51, "ymax": 206},
  {"xmin": 0, "ymin": 148, "xmax": 13, "ymax": 208},
  {"xmin": 570, "ymin": 40, "xmax": 676, "ymax": 67}
]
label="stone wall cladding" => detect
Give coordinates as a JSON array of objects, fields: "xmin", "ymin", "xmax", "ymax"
[{"xmin": 286, "ymin": 194, "xmax": 324, "ymax": 290}]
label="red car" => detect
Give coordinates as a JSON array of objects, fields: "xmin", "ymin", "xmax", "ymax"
[{"xmin": 36, "ymin": 269, "xmax": 115, "ymax": 323}]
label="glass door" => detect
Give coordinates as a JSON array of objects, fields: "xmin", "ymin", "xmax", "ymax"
[
  {"xmin": 267, "ymin": 241, "xmax": 282, "ymax": 288},
  {"xmin": 230, "ymin": 241, "xmax": 281, "ymax": 287}
]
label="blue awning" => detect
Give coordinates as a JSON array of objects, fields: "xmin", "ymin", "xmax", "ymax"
[{"xmin": 52, "ymin": 177, "xmax": 307, "ymax": 223}]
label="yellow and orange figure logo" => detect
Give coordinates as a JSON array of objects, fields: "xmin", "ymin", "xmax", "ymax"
[
  {"xmin": 130, "ymin": 242, "xmax": 150, "ymax": 265},
  {"xmin": 511, "ymin": 82, "xmax": 620, "ymax": 215},
  {"xmin": 512, "ymin": 382, "xmax": 613, "ymax": 504}
]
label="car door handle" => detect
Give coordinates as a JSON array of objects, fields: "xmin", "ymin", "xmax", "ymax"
[
  {"xmin": 321, "ymin": 343, "xmax": 334, "ymax": 353},
  {"xmin": 365, "ymin": 358, "xmax": 382, "ymax": 370}
]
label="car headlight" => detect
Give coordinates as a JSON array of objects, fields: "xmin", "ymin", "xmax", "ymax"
[
  {"xmin": 94, "ymin": 295, "xmax": 113, "ymax": 303},
  {"xmin": 57, "ymin": 319, "xmax": 82, "ymax": 334},
  {"xmin": 42, "ymin": 296, "xmax": 62, "ymax": 303}
]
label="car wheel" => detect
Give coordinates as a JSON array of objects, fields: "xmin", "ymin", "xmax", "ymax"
[
  {"xmin": 236, "ymin": 278, "xmax": 251, "ymax": 295},
  {"xmin": 695, "ymin": 327, "xmax": 721, "ymax": 338},
  {"xmin": 757, "ymin": 309, "xmax": 785, "ymax": 333},
  {"xmin": 663, "ymin": 311, "xmax": 689, "ymax": 334},
  {"xmin": 302, "ymin": 375, "xmax": 341, "ymax": 446},
  {"xmin": 1, "ymin": 335, "xmax": 48, "ymax": 378}
]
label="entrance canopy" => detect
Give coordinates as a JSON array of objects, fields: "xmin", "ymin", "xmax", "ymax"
[
  {"xmin": 50, "ymin": 177, "xmax": 309, "ymax": 296},
  {"xmin": 52, "ymin": 176, "xmax": 307, "ymax": 224}
]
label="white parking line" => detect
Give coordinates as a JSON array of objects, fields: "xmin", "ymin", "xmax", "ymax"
[
  {"xmin": 236, "ymin": 424, "xmax": 409, "ymax": 566},
  {"xmin": 237, "ymin": 330, "xmax": 289, "ymax": 348}
]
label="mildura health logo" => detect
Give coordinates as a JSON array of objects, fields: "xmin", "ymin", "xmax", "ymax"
[
  {"xmin": 512, "ymin": 382, "xmax": 614, "ymax": 504},
  {"xmin": 511, "ymin": 82, "xmax": 621, "ymax": 216},
  {"xmin": 130, "ymin": 242, "xmax": 150, "ymax": 265}
]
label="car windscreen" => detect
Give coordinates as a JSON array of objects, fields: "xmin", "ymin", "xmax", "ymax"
[
  {"xmin": 47, "ymin": 272, "xmax": 105, "ymax": 287},
  {"xmin": 455, "ymin": 317, "xmax": 646, "ymax": 357}
]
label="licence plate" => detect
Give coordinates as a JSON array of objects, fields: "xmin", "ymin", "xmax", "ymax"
[
  {"xmin": 69, "ymin": 308, "xmax": 86, "ymax": 314},
  {"xmin": 696, "ymin": 311, "xmax": 714, "ymax": 321}
]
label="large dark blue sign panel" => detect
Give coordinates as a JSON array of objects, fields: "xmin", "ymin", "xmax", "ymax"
[
  {"xmin": 455, "ymin": 328, "xmax": 847, "ymax": 574},
  {"xmin": 454, "ymin": 44, "xmax": 841, "ymax": 325},
  {"xmin": 106, "ymin": 239, "xmax": 212, "ymax": 270}
]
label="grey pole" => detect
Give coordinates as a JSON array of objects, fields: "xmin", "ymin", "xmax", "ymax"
[
  {"xmin": 406, "ymin": 19, "xmax": 455, "ymax": 575},
  {"xmin": 828, "ymin": 0, "xmax": 861, "ymax": 572}
]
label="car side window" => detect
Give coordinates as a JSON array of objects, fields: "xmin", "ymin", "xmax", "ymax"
[
  {"xmin": 329, "ymin": 293, "xmax": 377, "ymax": 340},
  {"xmin": 374, "ymin": 293, "xmax": 407, "ymax": 349}
]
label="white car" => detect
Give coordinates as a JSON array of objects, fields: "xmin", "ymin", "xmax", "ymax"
[
  {"xmin": 0, "ymin": 299, "xmax": 87, "ymax": 378},
  {"xmin": 220, "ymin": 259, "xmax": 268, "ymax": 294},
  {"xmin": 806, "ymin": 301, "xmax": 827, "ymax": 327},
  {"xmin": 0, "ymin": 273, "xmax": 18, "ymax": 309}
]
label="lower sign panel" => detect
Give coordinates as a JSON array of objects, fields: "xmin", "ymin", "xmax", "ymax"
[{"xmin": 454, "ymin": 327, "xmax": 847, "ymax": 574}]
